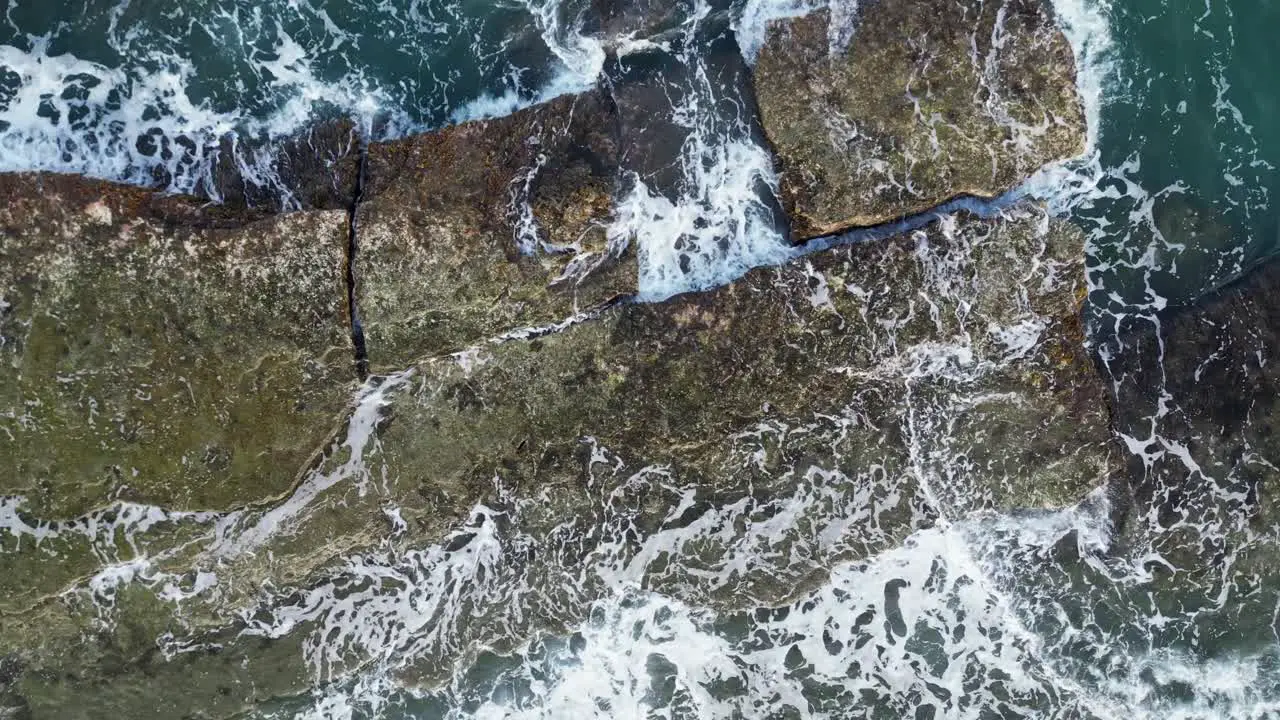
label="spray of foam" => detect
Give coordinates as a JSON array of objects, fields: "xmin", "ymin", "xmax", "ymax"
[
  {"xmin": 451, "ymin": 0, "xmax": 606, "ymax": 123},
  {"xmin": 0, "ymin": 29, "xmax": 397, "ymax": 200},
  {"xmin": 613, "ymin": 3, "xmax": 796, "ymax": 301},
  {"xmin": 0, "ymin": 37, "xmax": 234, "ymax": 191}
]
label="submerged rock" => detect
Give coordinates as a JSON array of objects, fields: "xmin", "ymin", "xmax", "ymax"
[
  {"xmin": 586, "ymin": 0, "xmax": 694, "ymax": 44},
  {"xmin": 753, "ymin": 0, "xmax": 1085, "ymax": 239},
  {"xmin": 205, "ymin": 118, "xmax": 363, "ymax": 212},
  {"xmin": 1148, "ymin": 191, "xmax": 1262, "ymax": 307},
  {"xmin": 1102, "ymin": 257, "xmax": 1280, "ymax": 642},
  {"xmin": 0, "ymin": 173, "xmax": 356, "ymax": 520},
  {"xmin": 355, "ymin": 88, "xmax": 637, "ymax": 371},
  {"xmin": 608, "ymin": 29, "xmax": 768, "ymax": 201}
]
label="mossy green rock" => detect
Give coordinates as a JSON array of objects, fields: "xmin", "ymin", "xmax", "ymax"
[
  {"xmin": 380, "ymin": 208, "xmax": 1114, "ymax": 529},
  {"xmin": 753, "ymin": 0, "xmax": 1086, "ymax": 239},
  {"xmin": 0, "ymin": 173, "xmax": 356, "ymax": 520},
  {"xmin": 0, "ymin": 205, "xmax": 1119, "ymax": 716},
  {"xmin": 357, "ymin": 89, "xmax": 638, "ymax": 371}
]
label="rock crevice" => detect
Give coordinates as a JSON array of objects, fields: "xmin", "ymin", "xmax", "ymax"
[{"xmin": 345, "ymin": 137, "xmax": 371, "ymax": 380}]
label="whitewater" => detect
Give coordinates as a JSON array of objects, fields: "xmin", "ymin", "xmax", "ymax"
[{"xmin": 2, "ymin": 0, "xmax": 1279, "ymax": 718}]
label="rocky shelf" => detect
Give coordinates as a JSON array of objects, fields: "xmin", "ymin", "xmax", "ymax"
[{"xmin": 8, "ymin": 0, "xmax": 1269, "ymax": 716}]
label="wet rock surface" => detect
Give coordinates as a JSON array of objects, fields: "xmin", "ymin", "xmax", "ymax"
[
  {"xmin": 0, "ymin": 204, "xmax": 1119, "ymax": 716},
  {"xmin": 375, "ymin": 208, "xmax": 1113, "ymax": 547},
  {"xmin": 753, "ymin": 0, "xmax": 1085, "ymax": 239},
  {"xmin": 236, "ymin": 208, "xmax": 1113, "ymax": 693},
  {"xmin": 205, "ymin": 118, "xmax": 364, "ymax": 212},
  {"xmin": 356, "ymin": 88, "xmax": 637, "ymax": 371},
  {"xmin": 0, "ymin": 173, "xmax": 355, "ymax": 521},
  {"xmin": 0, "ymin": 7, "xmax": 1120, "ymax": 717},
  {"xmin": 1102, "ymin": 257, "xmax": 1280, "ymax": 639}
]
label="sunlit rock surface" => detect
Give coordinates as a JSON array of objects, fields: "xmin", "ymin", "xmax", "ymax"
[
  {"xmin": 0, "ymin": 173, "xmax": 355, "ymax": 521},
  {"xmin": 356, "ymin": 89, "xmax": 637, "ymax": 371},
  {"xmin": 0, "ymin": 204, "xmax": 1119, "ymax": 716},
  {"xmin": 753, "ymin": 0, "xmax": 1085, "ymax": 239}
]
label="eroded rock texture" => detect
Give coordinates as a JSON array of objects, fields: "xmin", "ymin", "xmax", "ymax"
[
  {"xmin": 0, "ymin": 174, "xmax": 355, "ymax": 521},
  {"xmin": 0, "ymin": 206, "xmax": 1120, "ymax": 716},
  {"xmin": 753, "ymin": 0, "xmax": 1085, "ymax": 239},
  {"xmin": 356, "ymin": 88, "xmax": 637, "ymax": 371}
]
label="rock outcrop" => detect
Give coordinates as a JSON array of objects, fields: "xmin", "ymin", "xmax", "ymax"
[
  {"xmin": 0, "ymin": 174, "xmax": 355, "ymax": 521},
  {"xmin": 0, "ymin": 6, "xmax": 1117, "ymax": 716},
  {"xmin": 374, "ymin": 207, "xmax": 1113, "ymax": 545},
  {"xmin": 0, "ymin": 204, "xmax": 1121, "ymax": 716},
  {"xmin": 356, "ymin": 88, "xmax": 637, "ymax": 371},
  {"xmin": 753, "ymin": 0, "xmax": 1085, "ymax": 239}
]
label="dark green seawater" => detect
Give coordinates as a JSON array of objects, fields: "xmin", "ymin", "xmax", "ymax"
[
  {"xmin": 1076, "ymin": 0, "xmax": 1280, "ymax": 311},
  {"xmin": 2, "ymin": 0, "xmax": 1280, "ymax": 718}
]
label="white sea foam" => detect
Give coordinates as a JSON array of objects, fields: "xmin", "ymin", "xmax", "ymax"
[
  {"xmin": 0, "ymin": 37, "xmax": 234, "ymax": 191},
  {"xmin": 616, "ymin": 3, "xmax": 796, "ymax": 300},
  {"xmin": 0, "ymin": 0, "xmax": 588, "ymax": 200},
  {"xmin": 620, "ymin": 135, "xmax": 795, "ymax": 299},
  {"xmin": 272, "ymin": 487, "xmax": 1280, "ymax": 720},
  {"xmin": 451, "ymin": 0, "xmax": 606, "ymax": 124},
  {"xmin": 733, "ymin": 0, "xmax": 826, "ymax": 64},
  {"xmin": 0, "ymin": 28, "xmax": 400, "ymax": 201}
]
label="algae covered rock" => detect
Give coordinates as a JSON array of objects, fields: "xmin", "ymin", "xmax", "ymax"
[
  {"xmin": 220, "ymin": 205, "xmax": 1118, "ymax": 687},
  {"xmin": 356, "ymin": 88, "xmax": 638, "ymax": 371},
  {"xmin": 0, "ymin": 173, "xmax": 356, "ymax": 520},
  {"xmin": 290, "ymin": 206, "xmax": 1113, "ymax": 625},
  {"xmin": 753, "ymin": 0, "xmax": 1085, "ymax": 239}
]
